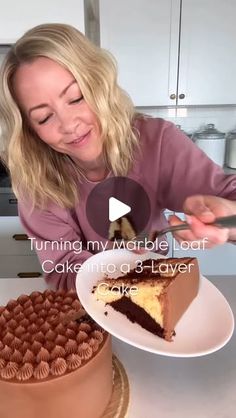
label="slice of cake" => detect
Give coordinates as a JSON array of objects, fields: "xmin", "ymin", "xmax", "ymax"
[
  {"xmin": 108, "ymin": 216, "xmax": 136, "ymax": 241},
  {"xmin": 0, "ymin": 289, "xmax": 113, "ymax": 418},
  {"xmin": 93, "ymin": 257, "xmax": 200, "ymax": 341}
]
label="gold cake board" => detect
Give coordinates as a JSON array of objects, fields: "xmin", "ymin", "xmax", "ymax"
[{"xmin": 103, "ymin": 355, "xmax": 130, "ymax": 418}]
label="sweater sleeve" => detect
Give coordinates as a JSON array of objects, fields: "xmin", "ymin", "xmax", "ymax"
[
  {"xmin": 18, "ymin": 201, "xmax": 92, "ymax": 290},
  {"xmin": 158, "ymin": 122, "xmax": 236, "ymax": 211}
]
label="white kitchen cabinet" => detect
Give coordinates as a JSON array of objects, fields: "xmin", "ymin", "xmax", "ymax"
[
  {"xmin": 0, "ymin": 217, "xmax": 32, "ymax": 255},
  {"xmin": 0, "ymin": 0, "xmax": 85, "ymax": 43},
  {"xmin": 0, "ymin": 217, "xmax": 43, "ymax": 278},
  {"xmin": 178, "ymin": 0, "xmax": 236, "ymax": 105},
  {"xmin": 100, "ymin": 0, "xmax": 236, "ymax": 107},
  {"xmin": 0, "ymin": 255, "xmax": 42, "ymax": 278},
  {"xmin": 100, "ymin": 0, "xmax": 180, "ymax": 106},
  {"xmin": 172, "ymin": 213, "xmax": 236, "ymax": 276}
]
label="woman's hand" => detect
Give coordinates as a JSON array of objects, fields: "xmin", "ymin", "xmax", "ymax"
[{"xmin": 168, "ymin": 195, "xmax": 236, "ymax": 248}]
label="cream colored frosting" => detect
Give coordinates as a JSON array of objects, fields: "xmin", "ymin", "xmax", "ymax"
[
  {"xmin": 3, "ymin": 331, "xmax": 14, "ymax": 346},
  {"xmin": 31, "ymin": 341, "xmax": 42, "ymax": 354},
  {"xmin": 88, "ymin": 338, "xmax": 100, "ymax": 353},
  {"xmin": 0, "ymin": 316, "xmax": 6, "ymax": 326},
  {"xmin": 34, "ymin": 331, "xmax": 45, "ymax": 343},
  {"xmin": 91, "ymin": 330, "xmax": 104, "ymax": 344},
  {"xmin": 3, "ymin": 309, "xmax": 11, "ymax": 320},
  {"xmin": 29, "ymin": 312, "xmax": 38, "ymax": 322},
  {"xmin": 34, "ymin": 295, "xmax": 44, "ymax": 304},
  {"xmin": 17, "ymin": 295, "xmax": 28, "ymax": 304},
  {"xmin": 34, "ymin": 361, "xmax": 50, "ymax": 380},
  {"xmin": 66, "ymin": 354, "xmax": 82, "ymax": 371},
  {"xmin": 40, "ymin": 321, "xmax": 51, "ymax": 333},
  {"xmin": 23, "ymin": 349, "xmax": 35, "ymax": 364},
  {"xmin": 51, "ymin": 345, "xmax": 66, "ymax": 360},
  {"xmin": 76, "ymin": 331, "xmax": 88, "ymax": 343},
  {"xmin": 27, "ymin": 322, "xmax": 38, "ymax": 334},
  {"xmin": 65, "ymin": 328, "xmax": 76, "ymax": 339},
  {"xmin": 0, "ymin": 358, "xmax": 6, "ymax": 369},
  {"xmin": 24, "ymin": 306, "xmax": 34, "ymax": 316},
  {"xmin": 22, "ymin": 341, "xmax": 30, "ymax": 353},
  {"xmin": 45, "ymin": 329, "xmax": 56, "ymax": 341},
  {"xmin": 77, "ymin": 343, "xmax": 93, "ymax": 360},
  {"xmin": 67, "ymin": 321, "xmax": 77, "ymax": 332},
  {"xmin": 1, "ymin": 362, "xmax": 18, "ymax": 379},
  {"xmin": 51, "ymin": 358, "xmax": 67, "ymax": 376},
  {"xmin": 14, "ymin": 305, "xmax": 23, "ymax": 315},
  {"xmin": 7, "ymin": 318, "xmax": 18, "ymax": 330},
  {"xmin": 65, "ymin": 339, "xmax": 78, "ymax": 355},
  {"xmin": 11, "ymin": 336, "xmax": 22, "ymax": 350},
  {"xmin": 24, "ymin": 299, "xmax": 32, "ymax": 309},
  {"xmin": 6, "ymin": 300, "xmax": 18, "ymax": 311},
  {"xmin": 43, "ymin": 299, "xmax": 52, "ymax": 310},
  {"xmin": 36, "ymin": 347, "xmax": 50, "ymax": 363},
  {"xmin": 16, "ymin": 363, "xmax": 34, "ymax": 381},
  {"xmin": 79, "ymin": 323, "xmax": 92, "ymax": 333},
  {"xmin": 15, "ymin": 325, "xmax": 26, "ymax": 337},
  {"xmin": 30, "ymin": 291, "xmax": 41, "ymax": 300},
  {"xmin": 44, "ymin": 341, "xmax": 55, "ymax": 352},
  {"xmin": 11, "ymin": 349, "xmax": 23, "ymax": 363},
  {"xmin": 55, "ymin": 335, "xmax": 67, "ymax": 346},
  {"xmin": 0, "ymin": 346, "xmax": 12, "ymax": 361},
  {"xmin": 55, "ymin": 323, "xmax": 66, "ymax": 334},
  {"xmin": 20, "ymin": 318, "xmax": 30, "ymax": 328}
]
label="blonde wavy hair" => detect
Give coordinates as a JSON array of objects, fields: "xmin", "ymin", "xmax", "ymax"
[{"xmin": 0, "ymin": 23, "xmax": 141, "ymax": 209}]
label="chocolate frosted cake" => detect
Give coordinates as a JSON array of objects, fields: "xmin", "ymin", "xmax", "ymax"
[
  {"xmin": 0, "ymin": 289, "xmax": 113, "ymax": 418},
  {"xmin": 93, "ymin": 257, "xmax": 200, "ymax": 341}
]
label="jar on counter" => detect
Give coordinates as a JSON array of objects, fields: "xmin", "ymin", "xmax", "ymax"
[
  {"xmin": 192, "ymin": 124, "xmax": 225, "ymax": 167},
  {"xmin": 225, "ymin": 129, "xmax": 236, "ymax": 169},
  {"xmin": 175, "ymin": 124, "xmax": 192, "ymax": 140}
]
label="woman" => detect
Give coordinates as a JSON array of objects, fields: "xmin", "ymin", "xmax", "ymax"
[{"xmin": 0, "ymin": 23, "xmax": 235, "ymax": 289}]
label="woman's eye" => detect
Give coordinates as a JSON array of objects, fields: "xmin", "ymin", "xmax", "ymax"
[
  {"xmin": 38, "ymin": 115, "xmax": 52, "ymax": 125},
  {"xmin": 69, "ymin": 96, "xmax": 84, "ymax": 104}
]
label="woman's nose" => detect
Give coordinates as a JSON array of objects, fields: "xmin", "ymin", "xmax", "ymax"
[{"xmin": 58, "ymin": 111, "xmax": 78, "ymax": 134}]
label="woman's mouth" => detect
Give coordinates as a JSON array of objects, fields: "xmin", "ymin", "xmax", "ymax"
[{"xmin": 69, "ymin": 131, "xmax": 90, "ymax": 146}]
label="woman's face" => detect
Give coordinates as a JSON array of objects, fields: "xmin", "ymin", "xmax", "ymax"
[{"xmin": 13, "ymin": 57, "xmax": 102, "ymax": 165}]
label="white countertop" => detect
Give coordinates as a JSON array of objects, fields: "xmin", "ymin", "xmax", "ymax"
[
  {"xmin": 224, "ymin": 166, "xmax": 236, "ymax": 175},
  {"xmin": 0, "ymin": 276, "xmax": 236, "ymax": 418}
]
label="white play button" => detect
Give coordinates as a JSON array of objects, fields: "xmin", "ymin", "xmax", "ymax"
[
  {"xmin": 86, "ymin": 176, "xmax": 151, "ymax": 239},
  {"xmin": 108, "ymin": 197, "xmax": 131, "ymax": 222}
]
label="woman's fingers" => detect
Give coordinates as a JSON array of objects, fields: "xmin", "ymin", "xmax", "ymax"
[
  {"xmin": 169, "ymin": 214, "xmax": 229, "ymax": 248},
  {"xmin": 186, "ymin": 215, "xmax": 229, "ymax": 244},
  {"xmin": 168, "ymin": 214, "xmax": 198, "ymax": 242}
]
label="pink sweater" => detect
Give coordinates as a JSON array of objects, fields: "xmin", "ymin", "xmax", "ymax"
[{"xmin": 18, "ymin": 117, "xmax": 236, "ymax": 289}]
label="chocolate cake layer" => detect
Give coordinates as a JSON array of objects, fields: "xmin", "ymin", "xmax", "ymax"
[{"xmin": 109, "ymin": 296, "xmax": 167, "ymax": 339}]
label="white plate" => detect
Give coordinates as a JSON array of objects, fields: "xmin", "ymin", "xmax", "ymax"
[{"xmin": 76, "ymin": 249, "xmax": 234, "ymax": 357}]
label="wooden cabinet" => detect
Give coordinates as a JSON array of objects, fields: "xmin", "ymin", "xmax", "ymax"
[
  {"xmin": 0, "ymin": 0, "xmax": 85, "ymax": 43},
  {"xmin": 0, "ymin": 217, "xmax": 42, "ymax": 278},
  {"xmin": 100, "ymin": 0, "xmax": 236, "ymax": 106}
]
